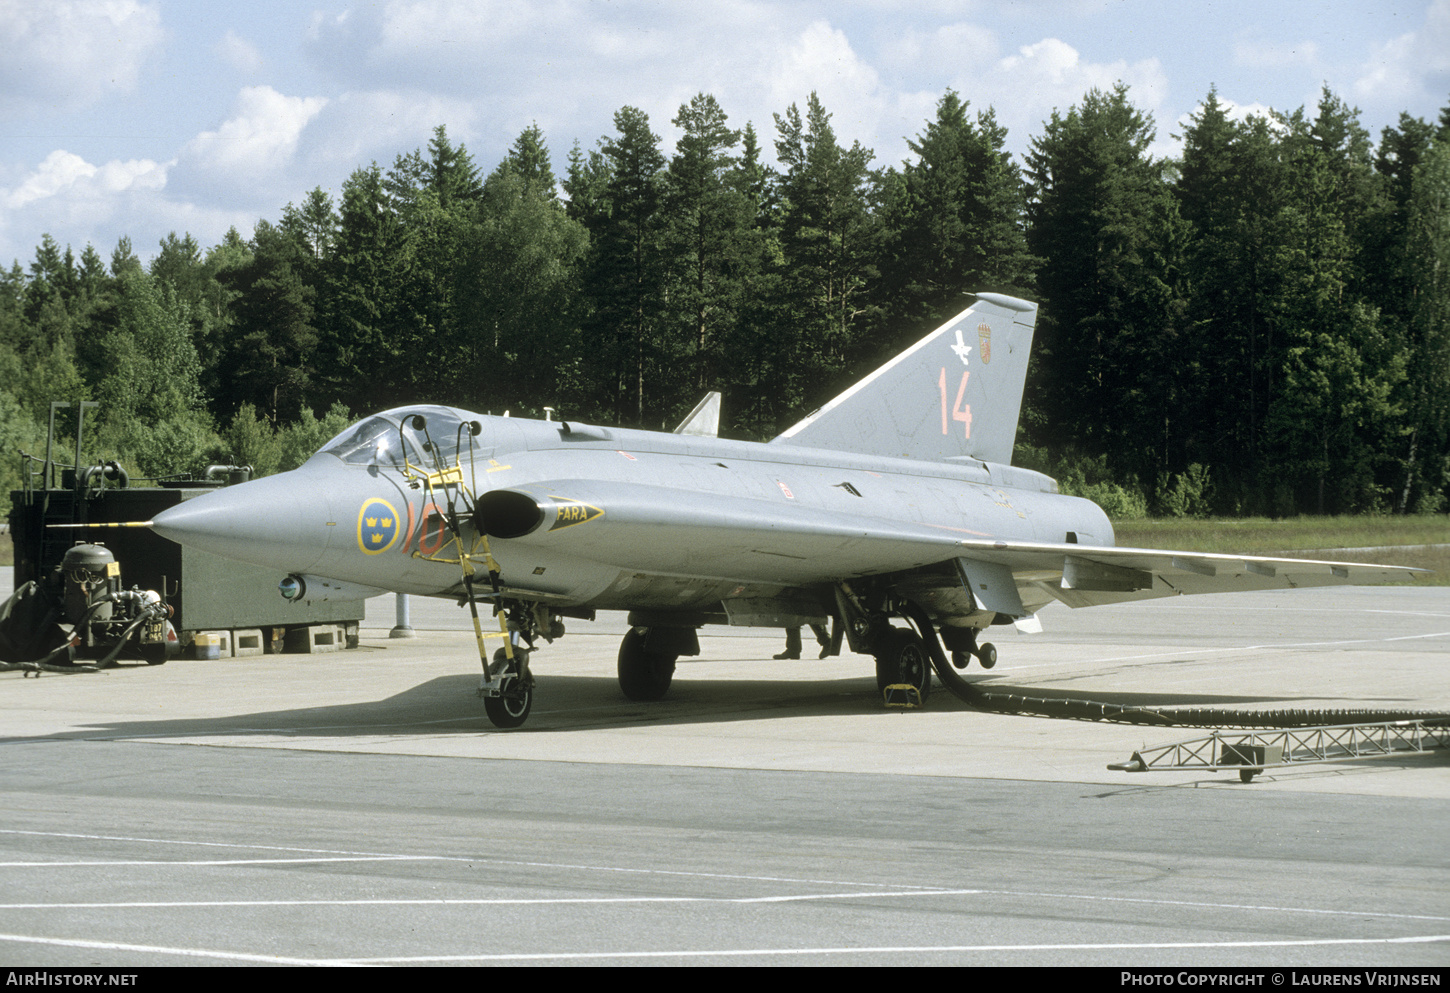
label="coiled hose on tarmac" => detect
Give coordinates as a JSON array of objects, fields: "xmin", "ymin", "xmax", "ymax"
[
  {"xmin": 951, "ymin": 681, "xmax": 1450, "ymax": 730},
  {"xmin": 902, "ymin": 603, "xmax": 1450, "ymax": 731}
]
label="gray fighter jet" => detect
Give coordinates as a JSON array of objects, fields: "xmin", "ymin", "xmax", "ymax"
[{"xmin": 149, "ymin": 293, "xmax": 1424, "ymax": 727}]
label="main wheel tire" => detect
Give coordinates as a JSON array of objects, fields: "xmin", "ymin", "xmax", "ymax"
[
  {"xmin": 483, "ymin": 648, "xmax": 533, "ymax": 729},
  {"xmin": 618, "ymin": 628, "xmax": 677, "ymax": 701},
  {"xmin": 873, "ymin": 627, "xmax": 931, "ymax": 700},
  {"xmin": 976, "ymin": 642, "xmax": 997, "ymax": 669}
]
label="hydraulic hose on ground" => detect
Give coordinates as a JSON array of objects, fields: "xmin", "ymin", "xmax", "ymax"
[{"xmin": 901, "ymin": 602, "xmax": 1450, "ymax": 731}]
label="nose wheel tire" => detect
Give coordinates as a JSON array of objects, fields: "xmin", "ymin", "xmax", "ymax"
[{"xmin": 484, "ymin": 648, "xmax": 533, "ymax": 729}]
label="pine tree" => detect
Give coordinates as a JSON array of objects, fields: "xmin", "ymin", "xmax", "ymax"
[
  {"xmin": 772, "ymin": 93, "xmax": 882, "ymax": 412},
  {"xmin": 1025, "ymin": 84, "xmax": 1180, "ymax": 476},
  {"xmin": 562, "ymin": 140, "xmax": 610, "ymax": 226},
  {"xmin": 720, "ymin": 120, "xmax": 787, "ymax": 437},
  {"xmin": 1174, "ymin": 92, "xmax": 1288, "ymax": 500},
  {"xmin": 578, "ymin": 106, "xmax": 667, "ymax": 424},
  {"xmin": 490, "ymin": 123, "xmax": 558, "ymax": 199},
  {"xmin": 215, "ymin": 220, "xmax": 318, "ymax": 425},
  {"xmin": 878, "ymin": 90, "xmax": 1034, "ymax": 344},
  {"xmin": 317, "ymin": 164, "xmax": 416, "ymax": 411},
  {"xmin": 453, "ymin": 129, "xmax": 587, "ymax": 415},
  {"xmin": 660, "ymin": 93, "xmax": 753, "ymax": 410},
  {"xmin": 1396, "ymin": 139, "xmax": 1450, "ymax": 512},
  {"xmin": 1264, "ymin": 95, "xmax": 1406, "ymax": 512},
  {"xmin": 386, "ymin": 125, "xmax": 484, "ymax": 214}
]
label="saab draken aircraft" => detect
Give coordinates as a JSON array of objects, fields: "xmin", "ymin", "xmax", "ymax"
[{"xmin": 148, "ymin": 293, "xmax": 1425, "ymax": 727}]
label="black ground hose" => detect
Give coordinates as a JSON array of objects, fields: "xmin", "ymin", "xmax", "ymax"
[{"xmin": 901, "ymin": 602, "xmax": 1450, "ymax": 730}]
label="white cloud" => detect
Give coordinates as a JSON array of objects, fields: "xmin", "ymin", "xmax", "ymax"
[
  {"xmin": 301, "ymin": 1, "xmax": 871, "ymax": 168},
  {"xmin": 0, "ymin": 148, "xmax": 182, "ymax": 264},
  {"xmin": 997, "ymin": 37, "xmax": 1167, "ymax": 113},
  {"xmin": 879, "ymin": 21, "xmax": 1000, "ymax": 75},
  {"xmin": 1353, "ymin": 0, "xmax": 1450, "ymax": 107},
  {"xmin": 769, "ymin": 20, "xmax": 883, "ymax": 106},
  {"xmin": 0, "ymin": 0, "xmax": 164, "ymax": 117},
  {"xmin": 182, "ymin": 86, "xmax": 329, "ymax": 179},
  {"xmin": 764, "ymin": 20, "xmax": 894, "ymax": 154},
  {"xmin": 216, "ymin": 29, "xmax": 265, "ymax": 73},
  {"xmin": 309, "ymin": 90, "xmax": 484, "ymax": 171},
  {"xmin": 1233, "ymin": 38, "xmax": 1319, "ymax": 69},
  {"xmin": 2, "ymin": 149, "xmax": 168, "ymax": 212},
  {"xmin": 876, "ymin": 32, "xmax": 1170, "ymax": 161},
  {"xmin": 295, "ymin": 3, "xmax": 1179, "ymax": 178},
  {"xmin": 372, "ymin": 0, "xmax": 549, "ymax": 56},
  {"xmin": 1217, "ymin": 98, "xmax": 1275, "ymax": 125}
]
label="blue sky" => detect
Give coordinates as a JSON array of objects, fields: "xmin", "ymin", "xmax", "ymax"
[{"xmin": 2, "ymin": 0, "xmax": 1447, "ymax": 268}]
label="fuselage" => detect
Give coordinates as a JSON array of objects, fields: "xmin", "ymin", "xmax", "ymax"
[{"xmin": 151, "ymin": 405, "xmax": 1114, "ymax": 616}]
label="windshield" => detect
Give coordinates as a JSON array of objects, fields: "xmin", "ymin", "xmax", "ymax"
[{"xmin": 318, "ymin": 406, "xmax": 477, "ymax": 468}]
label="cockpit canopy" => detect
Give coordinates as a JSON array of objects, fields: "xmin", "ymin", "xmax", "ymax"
[{"xmin": 317, "ymin": 406, "xmax": 480, "ymax": 469}]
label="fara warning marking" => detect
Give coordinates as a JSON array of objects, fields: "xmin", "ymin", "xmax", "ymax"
[{"xmin": 548, "ymin": 497, "xmax": 604, "ymax": 531}]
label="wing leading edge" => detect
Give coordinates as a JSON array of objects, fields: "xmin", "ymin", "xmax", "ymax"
[{"xmin": 952, "ymin": 538, "xmax": 1427, "ymax": 611}]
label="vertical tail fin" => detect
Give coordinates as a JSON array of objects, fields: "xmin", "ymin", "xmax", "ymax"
[
  {"xmin": 770, "ymin": 293, "xmax": 1038, "ymax": 464},
  {"xmin": 672, "ymin": 392, "xmax": 722, "ymax": 437}
]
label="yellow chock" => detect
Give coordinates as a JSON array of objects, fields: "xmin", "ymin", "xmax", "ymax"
[{"xmin": 883, "ymin": 683, "xmax": 922, "ymax": 709}]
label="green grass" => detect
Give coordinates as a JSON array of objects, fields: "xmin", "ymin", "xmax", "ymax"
[{"xmin": 1114, "ymin": 515, "xmax": 1450, "ymax": 584}]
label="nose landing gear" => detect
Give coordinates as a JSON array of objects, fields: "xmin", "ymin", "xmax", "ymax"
[{"xmin": 482, "ymin": 646, "xmax": 534, "ymax": 729}]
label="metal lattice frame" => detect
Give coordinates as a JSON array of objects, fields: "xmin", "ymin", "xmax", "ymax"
[{"xmin": 1109, "ymin": 720, "xmax": 1450, "ymax": 781}]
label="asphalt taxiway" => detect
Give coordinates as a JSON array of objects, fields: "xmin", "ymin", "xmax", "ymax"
[{"xmin": 0, "ymin": 574, "xmax": 1446, "ymax": 966}]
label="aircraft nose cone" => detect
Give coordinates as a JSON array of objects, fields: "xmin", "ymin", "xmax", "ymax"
[{"xmin": 152, "ymin": 470, "xmax": 333, "ymax": 574}]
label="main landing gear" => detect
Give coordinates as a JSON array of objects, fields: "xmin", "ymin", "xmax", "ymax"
[
  {"xmin": 873, "ymin": 627, "xmax": 932, "ymax": 701},
  {"xmin": 837, "ymin": 583, "xmax": 1003, "ymax": 708},
  {"xmin": 617, "ymin": 627, "xmax": 677, "ymax": 701}
]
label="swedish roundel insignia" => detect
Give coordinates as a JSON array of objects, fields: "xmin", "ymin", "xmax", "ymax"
[{"xmin": 357, "ymin": 497, "xmax": 401, "ymax": 555}]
